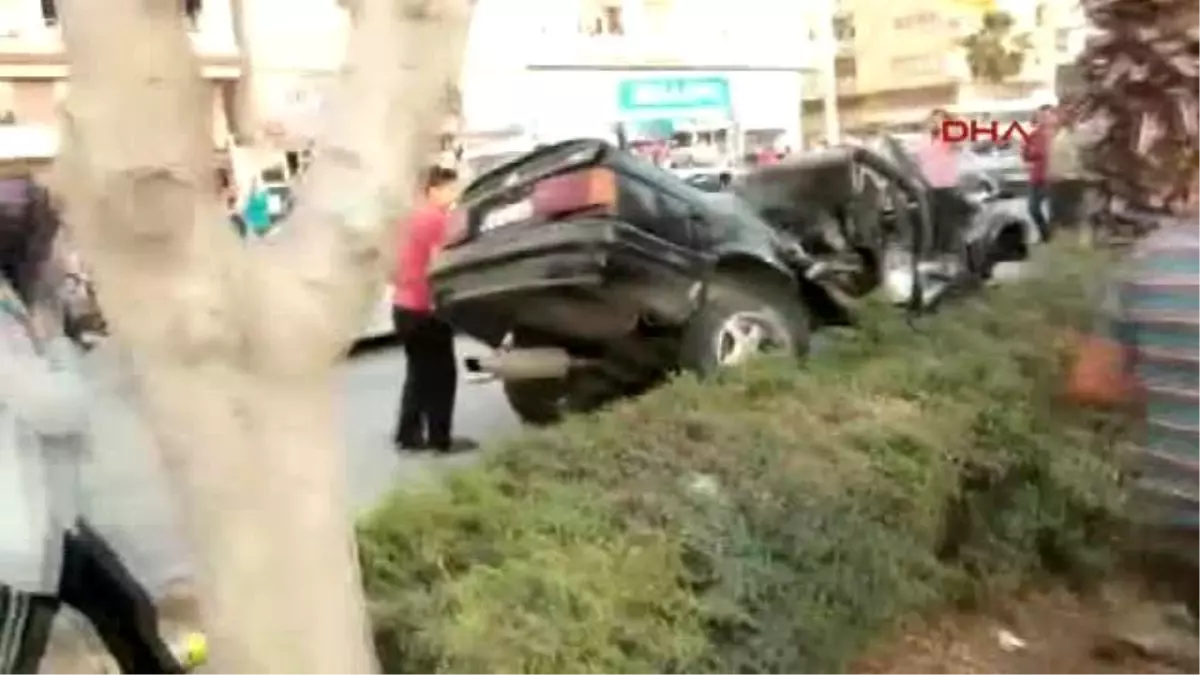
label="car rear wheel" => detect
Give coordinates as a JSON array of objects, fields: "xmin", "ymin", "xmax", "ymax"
[
  {"xmin": 679, "ymin": 278, "xmax": 811, "ymax": 376},
  {"xmin": 501, "ymin": 329, "xmax": 624, "ymax": 426}
]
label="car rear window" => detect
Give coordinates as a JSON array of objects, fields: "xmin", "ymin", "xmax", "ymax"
[{"xmin": 465, "ymin": 141, "xmax": 602, "ymax": 198}]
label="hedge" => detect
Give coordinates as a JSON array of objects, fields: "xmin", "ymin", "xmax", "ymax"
[{"xmin": 358, "ymin": 246, "xmax": 1128, "ymax": 674}]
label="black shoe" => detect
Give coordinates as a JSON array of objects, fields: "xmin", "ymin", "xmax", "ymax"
[
  {"xmin": 393, "ymin": 435, "xmax": 427, "ymax": 452},
  {"xmin": 429, "ymin": 437, "xmax": 479, "ymax": 454}
]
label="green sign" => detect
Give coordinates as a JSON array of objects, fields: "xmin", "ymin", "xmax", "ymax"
[{"xmin": 617, "ymin": 77, "xmax": 731, "ymax": 115}]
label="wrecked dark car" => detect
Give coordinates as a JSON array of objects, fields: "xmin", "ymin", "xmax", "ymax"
[
  {"xmin": 733, "ymin": 139, "xmax": 1036, "ymax": 307},
  {"xmin": 430, "ymin": 139, "xmax": 849, "ymax": 423},
  {"xmin": 428, "ymin": 138, "xmax": 1029, "ymax": 424}
]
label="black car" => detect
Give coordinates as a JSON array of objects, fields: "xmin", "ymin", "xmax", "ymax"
[
  {"xmin": 430, "ymin": 139, "xmax": 856, "ymax": 423},
  {"xmin": 429, "ymin": 138, "xmax": 1026, "ymax": 424},
  {"xmin": 737, "ymin": 140, "xmax": 1035, "ymax": 307}
]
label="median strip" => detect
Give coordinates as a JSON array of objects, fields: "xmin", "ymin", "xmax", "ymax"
[{"xmin": 358, "ymin": 245, "xmax": 1125, "ymax": 673}]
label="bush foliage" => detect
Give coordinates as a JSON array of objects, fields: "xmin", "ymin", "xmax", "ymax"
[{"xmin": 358, "ymin": 247, "xmax": 1128, "ymax": 673}]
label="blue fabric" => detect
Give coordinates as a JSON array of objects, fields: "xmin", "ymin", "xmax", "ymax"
[{"xmin": 241, "ymin": 188, "xmax": 272, "ymax": 236}]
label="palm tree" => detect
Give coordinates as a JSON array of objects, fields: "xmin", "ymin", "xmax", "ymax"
[
  {"xmin": 960, "ymin": 10, "xmax": 1033, "ymax": 83},
  {"xmin": 1075, "ymin": 0, "xmax": 1199, "ymax": 212}
]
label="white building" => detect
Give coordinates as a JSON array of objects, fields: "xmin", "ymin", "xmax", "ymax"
[
  {"xmin": 236, "ymin": 0, "xmax": 350, "ymax": 147},
  {"xmin": 0, "ymin": 0, "xmax": 240, "ymax": 157},
  {"xmin": 459, "ymin": 0, "xmax": 816, "ymax": 153}
]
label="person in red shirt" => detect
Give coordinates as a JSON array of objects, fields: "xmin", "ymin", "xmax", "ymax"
[
  {"xmin": 1022, "ymin": 104, "xmax": 1055, "ymax": 242},
  {"xmin": 392, "ymin": 167, "xmax": 475, "ymax": 453}
]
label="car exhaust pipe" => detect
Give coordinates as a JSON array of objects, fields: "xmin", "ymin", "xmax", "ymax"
[{"xmin": 465, "ymin": 348, "xmax": 591, "ymax": 382}]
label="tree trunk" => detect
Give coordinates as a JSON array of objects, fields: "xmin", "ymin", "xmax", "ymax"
[
  {"xmin": 53, "ymin": 0, "xmax": 474, "ymax": 671},
  {"xmin": 228, "ymin": 0, "xmax": 257, "ymax": 143}
]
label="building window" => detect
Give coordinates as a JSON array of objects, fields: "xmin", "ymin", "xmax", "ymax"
[
  {"xmin": 582, "ymin": 3, "xmax": 624, "ymax": 36},
  {"xmin": 832, "ymin": 12, "xmax": 855, "ymax": 42},
  {"xmin": 39, "ymin": 0, "xmax": 200, "ymax": 28},
  {"xmin": 890, "ymin": 53, "xmax": 943, "ymax": 77},
  {"xmin": 41, "ymin": 0, "xmax": 58, "ymax": 25},
  {"xmin": 894, "ymin": 11, "xmax": 938, "ymax": 30},
  {"xmin": 184, "ymin": 0, "xmax": 203, "ymax": 30},
  {"xmin": 1035, "ymin": 2, "xmax": 1047, "ymax": 26},
  {"xmin": 834, "ymin": 56, "xmax": 857, "ymax": 79},
  {"xmin": 0, "ymin": 81, "xmax": 13, "ymax": 125},
  {"xmin": 602, "ymin": 5, "xmax": 624, "ymax": 35},
  {"xmin": 1055, "ymin": 27, "xmax": 1070, "ymax": 52}
]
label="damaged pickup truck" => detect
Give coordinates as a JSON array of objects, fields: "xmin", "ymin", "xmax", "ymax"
[{"xmin": 429, "ymin": 138, "xmax": 1029, "ymax": 424}]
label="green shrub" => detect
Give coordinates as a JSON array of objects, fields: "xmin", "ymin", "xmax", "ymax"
[{"xmin": 358, "ymin": 246, "xmax": 1127, "ymax": 673}]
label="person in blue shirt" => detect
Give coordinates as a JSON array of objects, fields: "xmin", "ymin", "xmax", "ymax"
[{"xmin": 240, "ymin": 178, "xmax": 273, "ymax": 238}]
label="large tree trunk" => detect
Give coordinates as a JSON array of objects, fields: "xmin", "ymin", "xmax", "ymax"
[
  {"xmin": 53, "ymin": 0, "xmax": 473, "ymax": 671},
  {"xmin": 228, "ymin": 0, "xmax": 257, "ymax": 143}
]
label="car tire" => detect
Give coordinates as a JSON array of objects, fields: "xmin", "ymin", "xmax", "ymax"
[
  {"xmin": 679, "ymin": 277, "xmax": 811, "ymax": 376},
  {"xmin": 501, "ymin": 329, "xmax": 623, "ymax": 426}
]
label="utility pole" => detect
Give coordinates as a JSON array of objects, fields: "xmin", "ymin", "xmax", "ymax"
[{"xmin": 817, "ymin": 0, "xmax": 841, "ymax": 145}]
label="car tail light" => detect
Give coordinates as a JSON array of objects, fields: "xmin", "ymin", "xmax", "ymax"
[{"xmin": 531, "ymin": 168, "xmax": 617, "ymax": 218}]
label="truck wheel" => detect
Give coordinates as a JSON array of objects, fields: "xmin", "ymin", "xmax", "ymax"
[{"xmin": 679, "ymin": 278, "xmax": 811, "ymax": 376}]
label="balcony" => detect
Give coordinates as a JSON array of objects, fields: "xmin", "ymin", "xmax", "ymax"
[{"xmin": 0, "ymin": 0, "xmax": 239, "ymax": 79}]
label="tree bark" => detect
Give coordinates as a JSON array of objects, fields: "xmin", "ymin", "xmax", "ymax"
[
  {"xmin": 228, "ymin": 0, "xmax": 258, "ymax": 144},
  {"xmin": 53, "ymin": 0, "xmax": 474, "ymax": 671}
]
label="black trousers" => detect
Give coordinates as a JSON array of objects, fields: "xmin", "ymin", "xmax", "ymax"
[
  {"xmin": 1049, "ymin": 178, "xmax": 1086, "ymax": 230},
  {"xmin": 929, "ymin": 187, "xmax": 971, "ymax": 255},
  {"xmin": 2, "ymin": 521, "xmax": 181, "ymax": 674},
  {"xmin": 392, "ymin": 306, "xmax": 457, "ymax": 448},
  {"xmin": 1027, "ymin": 183, "xmax": 1052, "ymax": 242}
]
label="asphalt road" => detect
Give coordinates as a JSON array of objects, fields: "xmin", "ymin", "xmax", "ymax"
[{"xmin": 78, "ymin": 338, "xmax": 520, "ymax": 596}]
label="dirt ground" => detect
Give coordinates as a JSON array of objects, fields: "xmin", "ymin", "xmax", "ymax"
[{"xmin": 855, "ymin": 581, "xmax": 1198, "ymax": 674}]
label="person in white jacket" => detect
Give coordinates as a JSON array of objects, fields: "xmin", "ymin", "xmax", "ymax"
[{"xmin": 0, "ymin": 178, "xmax": 181, "ymax": 673}]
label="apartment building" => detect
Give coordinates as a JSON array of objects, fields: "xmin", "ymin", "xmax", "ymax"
[
  {"xmin": 459, "ymin": 0, "xmax": 816, "ymax": 154},
  {"xmin": 801, "ymin": 0, "xmax": 1080, "ymax": 135},
  {"xmin": 0, "ymin": 0, "xmax": 240, "ymax": 153}
]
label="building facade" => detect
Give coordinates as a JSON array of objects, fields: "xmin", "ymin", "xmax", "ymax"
[
  {"xmin": 0, "ymin": 0, "xmax": 240, "ymax": 151},
  {"xmin": 235, "ymin": 0, "xmax": 350, "ymax": 148},
  {"xmin": 800, "ymin": 0, "xmax": 1084, "ymax": 135},
  {"xmin": 459, "ymin": 0, "xmax": 816, "ymax": 155}
]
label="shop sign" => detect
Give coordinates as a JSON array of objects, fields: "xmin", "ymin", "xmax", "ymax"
[{"xmin": 617, "ymin": 77, "xmax": 731, "ymax": 115}]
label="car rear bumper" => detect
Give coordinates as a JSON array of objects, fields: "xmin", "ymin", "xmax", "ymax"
[{"xmin": 430, "ymin": 218, "xmax": 707, "ymax": 345}]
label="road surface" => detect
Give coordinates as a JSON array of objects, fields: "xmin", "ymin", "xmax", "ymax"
[{"xmin": 78, "ymin": 338, "xmax": 520, "ymax": 596}]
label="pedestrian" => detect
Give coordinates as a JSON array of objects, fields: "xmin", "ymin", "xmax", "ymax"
[
  {"xmin": 239, "ymin": 177, "xmax": 273, "ymax": 238},
  {"xmin": 915, "ymin": 108, "xmax": 970, "ymax": 263},
  {"xmin": 0, "ymin": 178, "xmax": 183, "ymax": 674},
  {"xmin": 1066, "ymin": 211, "xmax": 1199, "ymax": 626},
  {"xmin": 756, "ymin": 145, "xmax": 778, "ymax": 167},
  {"xmin": 1021, "ymin": 104, "xmax": 1055, "ymax": 242},
  {"xmin": 391, "ymin": 167, "xmax": 477, "ymax": 453},
  {"xmin": 1047, "ymin": 103, "xmax": 1089, "ymax": 234}
]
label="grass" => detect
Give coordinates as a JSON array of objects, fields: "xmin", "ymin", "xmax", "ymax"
[{"xmin": 357, "ymin": 245, "xmax": 1130, "ymax": 673}]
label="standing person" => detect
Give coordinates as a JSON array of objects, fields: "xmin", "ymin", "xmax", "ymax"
[
  {"xmin": 1022, "ymin": 104, "xmax": 1055, "ymax": 242},
  {"xmin": 392, "ymin": 167, "xmax": 476, "ymax": 453},
  {"xmin": 239, "ymin": 177, "xmax": 273, "ymax": 238},
  {"xmin": 756, "ymin": 144, "xmax": 778, "ymax": 167},
  {"xmin": 1066, "ymin": 213, "xmax": 1199, "ymax": 630},
  {"xmin": 0, "ymin": 178, "xmax": 184, "ymax": 674},
  {"xmin": 1047, "ymin": 104, "xmax": 1089, "ymax": 234},
  {"xmin": 915, "ymin": 108, "xmax": 969, "ymax": 261}
]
